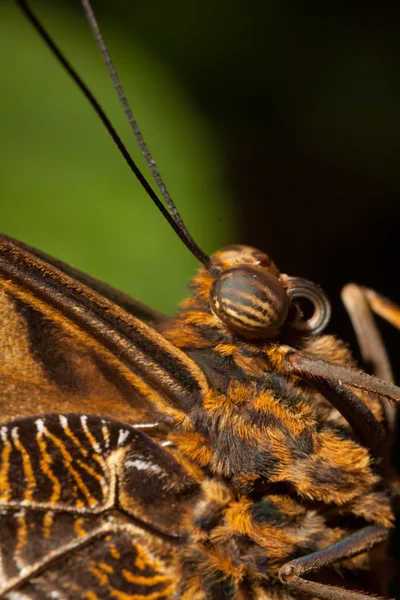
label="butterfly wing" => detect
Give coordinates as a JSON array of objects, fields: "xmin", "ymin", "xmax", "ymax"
[
  {"xmin": 0, "ymin": 235, "xmax": 208, "ymax": 425},
  {"xmin": 0, "ymin": 234, "xmax": 168, "ymax": 327},
  {"xmin": 0, "ymin": 413, "xmax": 200, "ymax": 598}
]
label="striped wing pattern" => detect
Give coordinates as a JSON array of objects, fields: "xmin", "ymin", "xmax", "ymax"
[
  {"xmin": 0, "ymin": 414, "xmax": 199, "ymax": 599},
  {"xmin": 0, "ymin": 236, "xmax": 208, "ymax": 427}
]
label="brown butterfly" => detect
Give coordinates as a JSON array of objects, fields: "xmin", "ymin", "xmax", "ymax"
[{"xmin": 1, "ymin": 1, "xmax": 400, "ymax": 599}]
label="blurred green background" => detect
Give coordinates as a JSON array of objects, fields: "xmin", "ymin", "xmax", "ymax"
[
  {"xmin": 1, "ymin": 1, "xmax": 234, "ymax": 314},
  {"xmin": 2, "ymin": 0, "xmax": 400, "ymax": 592}
]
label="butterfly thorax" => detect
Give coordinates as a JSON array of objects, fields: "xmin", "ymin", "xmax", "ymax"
[{"xmin": 156, "ymin": 247, "xmax": 395, "ymax": 595}]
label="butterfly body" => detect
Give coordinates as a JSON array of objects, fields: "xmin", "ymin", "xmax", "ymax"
[
  {"xmin": 3, "ymin": 3, "xmax": 400, "ymax": 597},
  {"xmin": 0, "ymin": 236, "xmax": 397, "ymax": 599}
]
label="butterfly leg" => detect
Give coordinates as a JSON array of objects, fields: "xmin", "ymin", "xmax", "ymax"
[
  {"xmin": 342, "ymin": 285, "xmax": 400, "ymax": 430},
  {"xmin": 341, "ymin": 285, "xmax": 397, "ymax": 383},
  {"xmin": 279, "ymin": 525, "xmax": 389, "ymax": 600},
  {"xmin": 282, "ymin": 350, "xmax": 394, "ymax": 457},
  {"xmin": 356, "ymin": 287, "xmax": 400, "ymax": 331}
]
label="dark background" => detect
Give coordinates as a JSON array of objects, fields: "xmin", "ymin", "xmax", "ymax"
[{"xmin": 2, "ymin": 0, "xmax": 400, "ymax": 593}]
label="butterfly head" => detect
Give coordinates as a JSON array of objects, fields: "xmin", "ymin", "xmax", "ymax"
[{"xmin": 191, "ymin": 245, "xmax": 332, "ymax": 339}]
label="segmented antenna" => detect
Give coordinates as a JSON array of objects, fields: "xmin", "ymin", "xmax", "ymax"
[
  {"xmin": 17, "ymin": 0, "xmax": 211, "ymax": 269},
  {"xmin": 80, "ymin": 0, "xmax": 189, "ymax": 239}
]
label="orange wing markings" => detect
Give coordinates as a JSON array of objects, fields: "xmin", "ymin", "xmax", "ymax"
[
  {"xmin": 11, "ymin": 426, "xmax": 36, "ymax": 503},
  {"xmin": 15, "ymin": 508, "xmax": 29, "ymax": 552},
  {"xmin": 36, "ymin": 419, "xmax": 98, "ymax": 508},
  {"xmin": 89, "ymin": 559, "xmax": 111, "ymax": 587},
  {"xmin": 59, "ymin": 415, "xmax": 110, "ymax": 501},
  {"xmin": 42, "ymin": 510, "xmax": 54, "ymax": 540},
  {"xmin": 89, "ymin": 547, "xmax": 175, "ymax": 599},
  {"xmin": 80, "ymin": 415, "xmax": 103, "ymax": 456},
  {"xmin": 133, "ymin": 542, "xmax": 163, "ymax": 573},
  {"xmin": 35, "ymin": 420, "xmax": 62, "ymax": 505},
  {"xmin": 99, "ymin": 562, "xmax": 114, "ymax": 574},
  {"xmin": 0, "ymin": 415, "xmax": 189, "ymax": 596},
  {"xmin": 101, "ymin": 419, "xmax": 111, "ymax": 450},
  {"xmin": 74, "ymin": 516, "xmax": 88, "ymax": 538},
  {"xmin": 84, "ymin": 533, "xmax": 177, "ymax": 599},
  {"xmin": 109, "ymin": 543, "xmax": 121, "ymax": 560},
  {"xmin": 0, "ymin": 523, "xmax": 115, "ymax": 598},
  {"xmin": 76, "ymin": 458, "xmax": 108, "ymax": 502},
  {"xmin": 59, "ymin": 414, "xmax": 89, "ymax": 457},
  {"xmin": 83, "ymin": 592, "xmax": 101, "ymax": 600},
  {"xmin": 0, "ymin": 426, "xmax": 12, "ymax": 502},
  {"xmin": 122, "ymin": 569, "xmax": 173, "ymax": 587},
  {"xmin": 108, "ymin": 585, "xmax": 175, "ymax": 600},
  {"xmin": 80, "ymin": 415, "xmax": 109, "ymax": 498}
]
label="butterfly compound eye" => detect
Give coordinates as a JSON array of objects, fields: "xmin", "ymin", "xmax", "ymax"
[{"xmin": 210, "ymin": 266, "xmax": 289, "ymax": 337}]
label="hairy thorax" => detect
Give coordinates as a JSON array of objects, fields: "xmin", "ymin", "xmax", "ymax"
[{"xmin": 161, "ymin": 293, "xmax": 395, "ymax": 597}]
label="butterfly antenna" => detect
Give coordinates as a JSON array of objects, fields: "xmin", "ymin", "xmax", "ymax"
[
  {"xmin": 80, "ymin": 0, "xmax": 189, "ymax": 240},
  {"xmin": 16, "ymin": 0, "xmax": 211, "ymax": 270}
]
